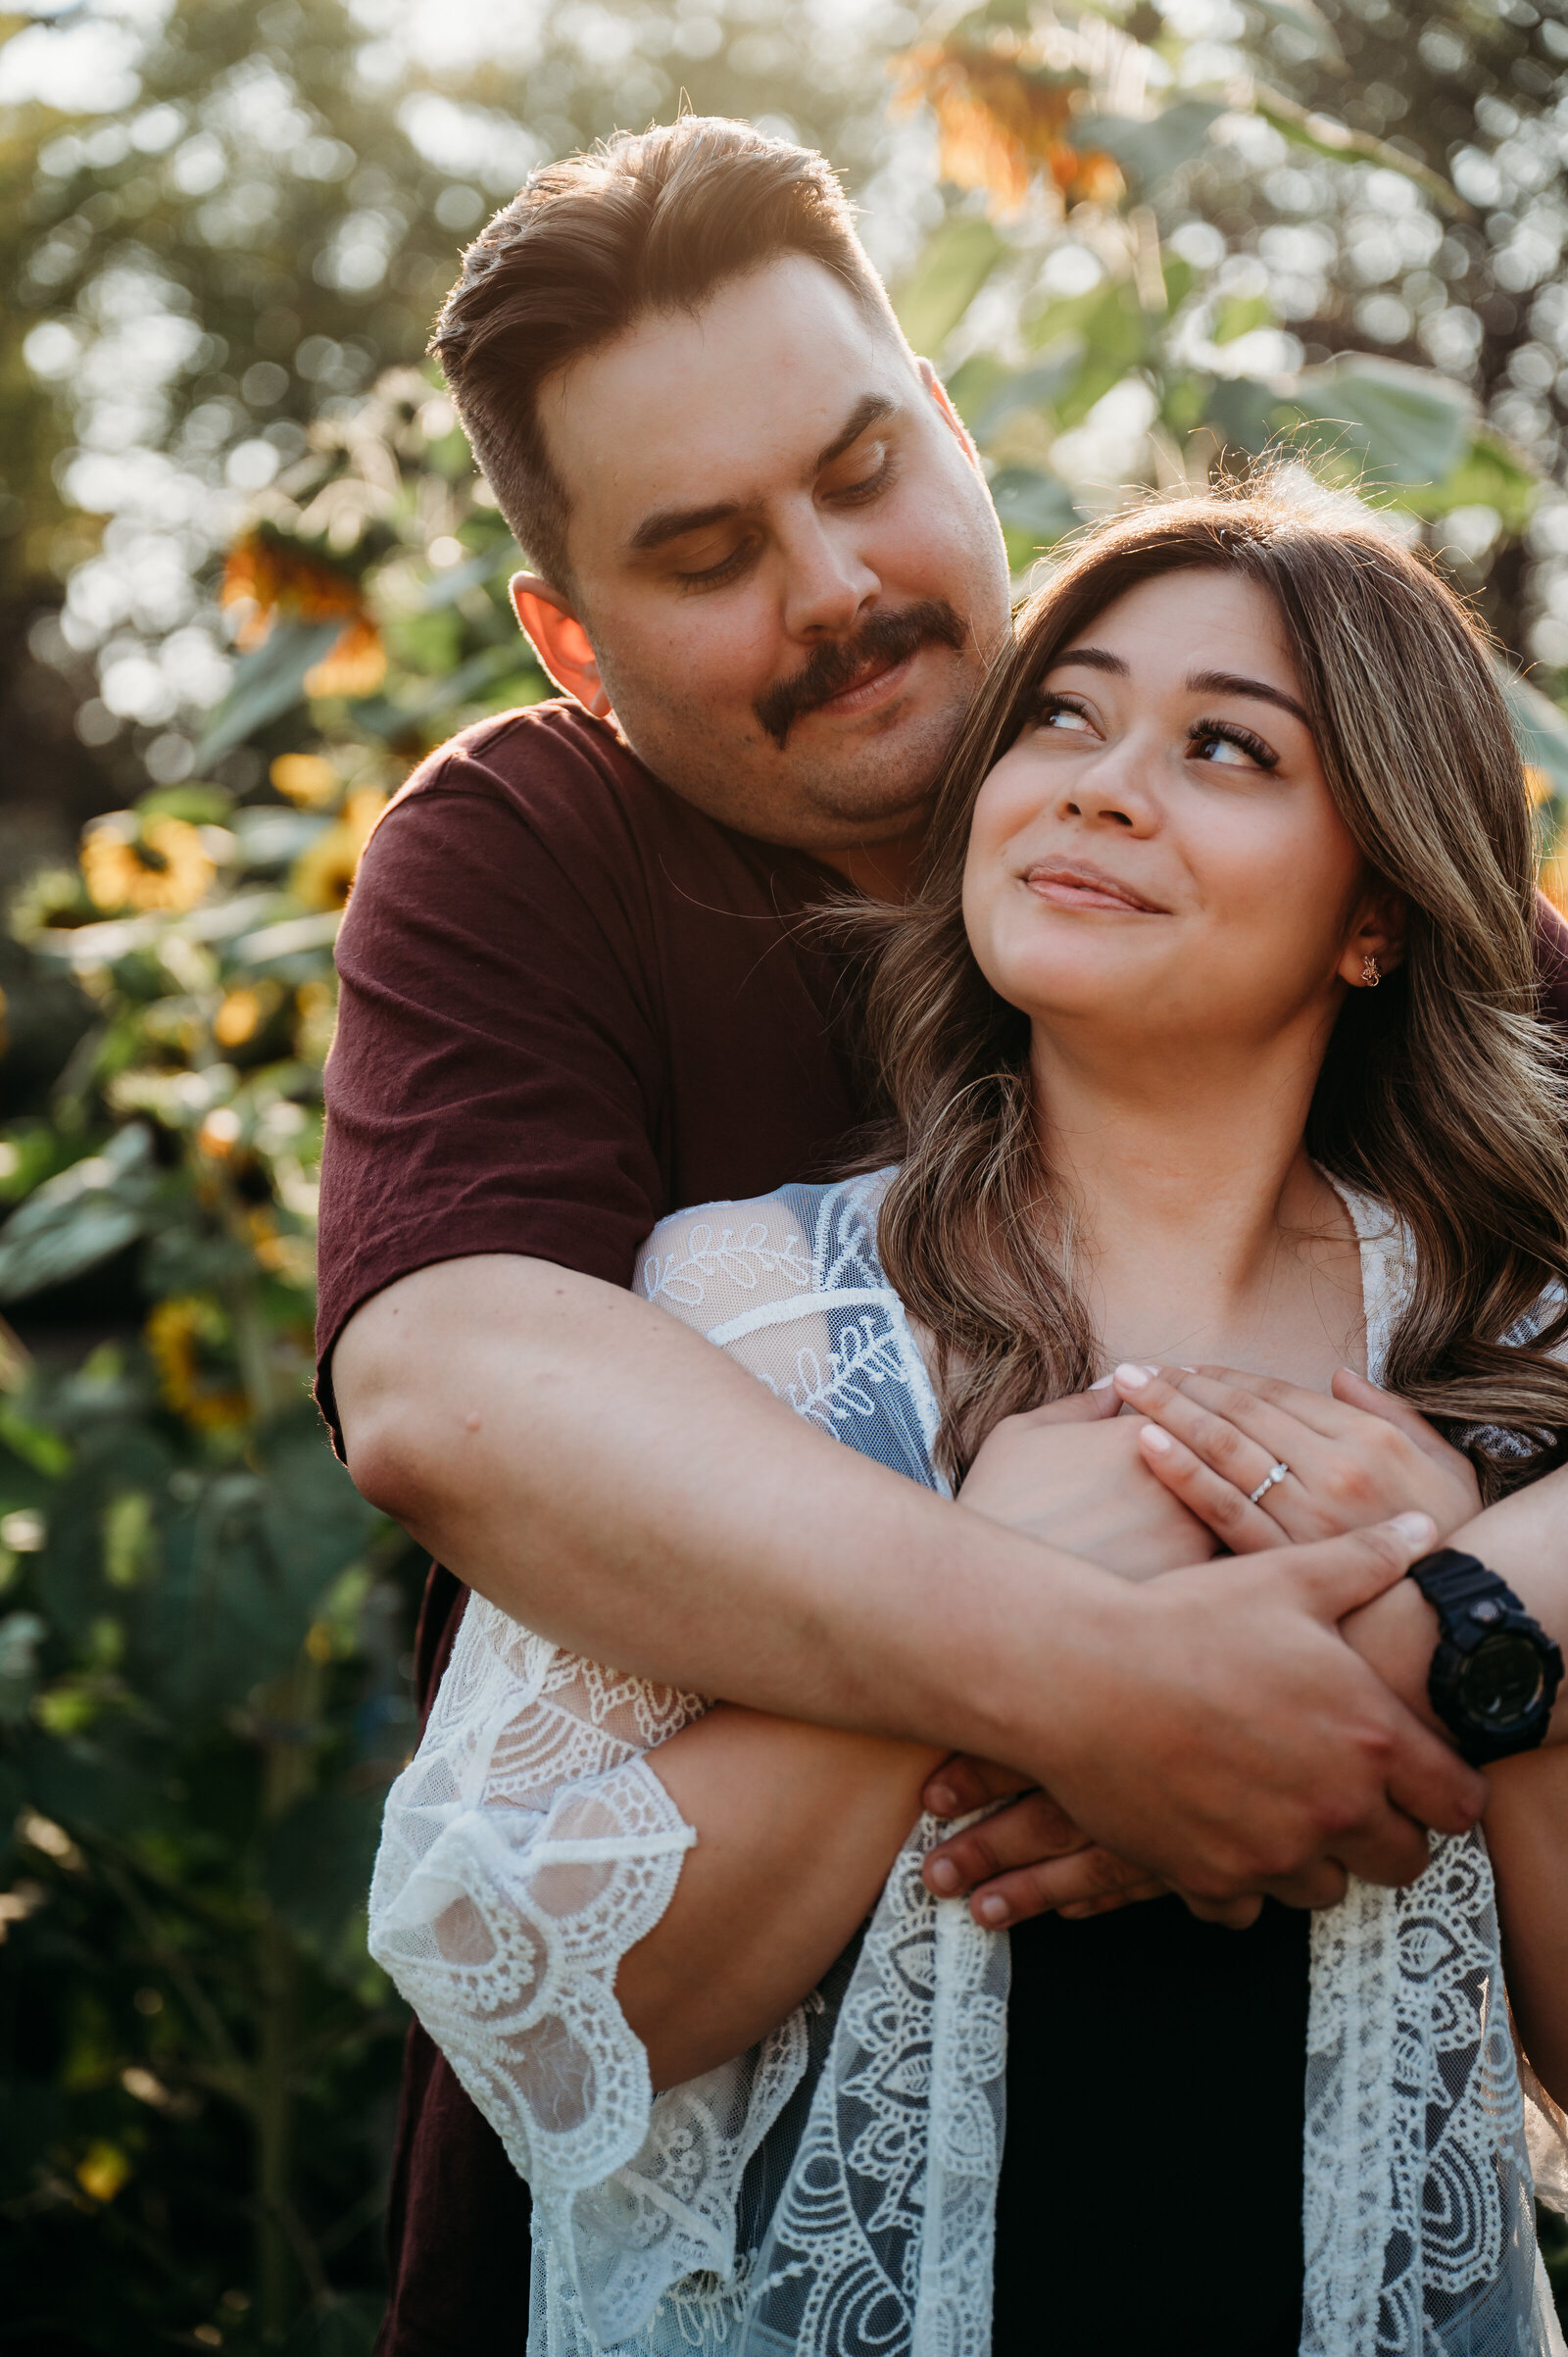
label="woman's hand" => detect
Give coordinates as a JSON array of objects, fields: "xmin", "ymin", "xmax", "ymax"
[
  {"xmin": 1111, "ymin": 1362, "xmax": 1481, "ymax": 1551},
  {"xmin": 958, "ymin": 1387, "xmax": 1218, "ymax": 1578}
]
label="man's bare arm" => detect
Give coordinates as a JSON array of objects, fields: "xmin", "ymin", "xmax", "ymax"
[{"xmin": 335, "ymin": 1254, "xmax": 1483, "ymax": 1906}]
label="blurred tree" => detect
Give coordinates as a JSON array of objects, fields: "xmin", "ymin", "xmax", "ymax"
[{"xmin": 1, "ymin": 0, "xmax": 920, "ymax": 857}]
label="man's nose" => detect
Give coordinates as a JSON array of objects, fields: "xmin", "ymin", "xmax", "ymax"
[{"xmin": 779, "ymin": 511, "xmax": 880, "ymax": 641}]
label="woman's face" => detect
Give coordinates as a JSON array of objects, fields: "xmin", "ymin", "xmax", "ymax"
[{"xmin": 962, "ymin": 566, "xmax": 1396, "ymax": 1057}]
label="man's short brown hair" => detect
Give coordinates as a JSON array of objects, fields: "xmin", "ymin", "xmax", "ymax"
[{"xmin": 429, "ymin": 117, "xmax": 901, "ymax": 592}]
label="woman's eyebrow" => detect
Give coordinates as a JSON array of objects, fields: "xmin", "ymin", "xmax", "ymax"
[{"xmin": 1186, "ymin": 667, "xmax": 1312, "ymax": 729}]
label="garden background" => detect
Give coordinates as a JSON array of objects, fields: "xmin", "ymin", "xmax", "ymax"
[{"xmin": 4, "ymin": 0, "xmax": 1568, "ymax": 2346}]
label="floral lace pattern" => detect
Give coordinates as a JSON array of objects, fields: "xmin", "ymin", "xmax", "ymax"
[{"xmin": 368, "ymin": 1170, "xmax": 1565, "ymax": 2357}]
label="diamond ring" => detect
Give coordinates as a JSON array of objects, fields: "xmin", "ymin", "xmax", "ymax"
[{"xmin": 1248, "ymin": 1461, "xmax": 1290, "ymax": 1506}]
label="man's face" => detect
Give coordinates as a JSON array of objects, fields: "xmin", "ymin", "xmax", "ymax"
[{"xmin": 533, "ymin": 255, "xmax": 1012, "ymax": 864}]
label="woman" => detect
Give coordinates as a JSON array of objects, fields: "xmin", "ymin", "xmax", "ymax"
[{"xmin": 368, "ymin": 484, "xmax": 1568, "ymax": 2357}]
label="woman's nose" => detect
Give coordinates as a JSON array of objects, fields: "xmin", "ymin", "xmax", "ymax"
[{"xmin": 1056, "ymin": 761, "xmax": 1152, "ymax": 831}]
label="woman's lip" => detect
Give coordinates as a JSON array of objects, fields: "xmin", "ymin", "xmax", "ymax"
[
  {"xmin": 1025, "ymin": 869, "xmax": 1164, "ymax": 913},
  {"xmin": 811, "ymin": 650, "xmax": 917, "ymax": 718}
]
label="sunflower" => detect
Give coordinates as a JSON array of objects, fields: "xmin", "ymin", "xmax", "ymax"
[
  {"xmin": 290, "ymin": 787, "xmax": 387, "ymax": 912},
  {"xmin": 144, "ymin": 1297, "xmax": 249, "ymax": 1431},
  {"xmin": 1542, "ymin": 816, "xmax": 1568, "ymax": 915},
  {"xmin": 80, "ymin": 814, "xmax": 217, "ymax": 914},
  {"xmin": 891, "ymin": 42, "xmax": 1121, "ymax": 216},
  {"xmin": 270, "ymin": 753, "xmax": 341, "ymax": 810},
  {"xmin": 220, "ymin": 525, "xmax": 387, "ymax": 700}
]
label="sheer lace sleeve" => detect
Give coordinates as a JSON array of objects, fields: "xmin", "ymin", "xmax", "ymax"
[{"xmin": 368, "ymin": 1190, "xmax": 858, "ymax": 2348}]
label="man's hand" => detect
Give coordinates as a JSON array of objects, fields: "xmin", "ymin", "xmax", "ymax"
[
  {"xmin": 958, "ymin": 1388, "xmax": 1218, "ymax": 1576},
  {"xmin": 920, "ymin": 1755, "xmax": 1172, "ymax": 1927},
  {"xmin": 1112, "ymin": 1362, "xmax": 1482, "ymax": 1552}
]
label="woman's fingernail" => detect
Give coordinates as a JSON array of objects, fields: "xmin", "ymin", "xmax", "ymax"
[
  {"xmin": 977, "ymin": 1893, "xmax": 1008, "ymax": 1925},
  {"xmin": 1141, "ymin": 1426, "xmax": 1172, "ymax": 1454},
  {"xmin": 1391, "ymin": 1511, "xmax": 1436, "ymax": 1546},
  {"xmin": 1114, "ymin": 1362, "xmax": 1155, "ymax": 1389},
  {"xmin": 1090, "ymin": 1374, "xmax": 1115, "ymax": 1390},
  {"xmin": 926, "ymin": 1856, "xmax": 960, "ymax": 1894},
  {"xmin": 926, "ymin": 1783, "xmax": 956, "ymax": 1814}
]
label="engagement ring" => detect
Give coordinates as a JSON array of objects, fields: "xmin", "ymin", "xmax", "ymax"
[{"xmin": 1248, "ymin": 1461, "xmax": 1290, "ymax": 1506}]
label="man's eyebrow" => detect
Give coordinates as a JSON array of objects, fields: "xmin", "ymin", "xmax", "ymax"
[
  {"xmin": 1186, "ymin": 668, "xmax": 1313, "ymax": 729},
  {"xmin": 812, "ymin": 391, "xmax": 898, "ymax": 473},
  {"xmin": 625, "ymin": 392, "xmax": 900, "ymax": 556}
]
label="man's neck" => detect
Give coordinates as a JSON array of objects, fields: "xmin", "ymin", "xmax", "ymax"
[{"xmin": 817, "ymin": 834, "xmax": 926, "ymax": 903}]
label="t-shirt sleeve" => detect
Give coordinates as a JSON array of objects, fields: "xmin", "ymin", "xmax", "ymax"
[{"xmin": 315, "ymin": 736, "xmax": 665, "ymax": 1443}]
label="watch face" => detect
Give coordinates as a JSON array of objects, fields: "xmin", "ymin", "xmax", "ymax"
[{"xmin": 1460, "ymin": 1631, "xmax": 1545, "ymax": 1732}]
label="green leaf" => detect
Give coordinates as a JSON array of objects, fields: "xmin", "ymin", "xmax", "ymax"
[
  {"xmin": 1397, "ymin": 432, "xmax": 1539, "ymax": 533},
  {"xmin": 1070, "ymin": 101, "xmax": 1224, "ymax": 192},
  {"xmin": 193, "ymin": 620, "xmax": 346, "ymax": 764},
  {"xmin": 1500, "ymin": 671, "xmax": 1568, "ymax": 802},
  {"xmin": 135, "ymin": 784, "xmax": 233, "ymax": 824},
  {"xmin": 894, "ymin": 217, "xmax": 1007, "ymax": 357},
  {"xmin": 966, "ymin": 350, "xmax": 1092, "ymax": 441},
  {"xmin": 1212, "ymin": 292, "xmax": 1276, "ymax": 346},
  {"xmin": 1289, "ymin": 358, "xmax": 1473, "ymax": 486},
  {"xmin": 261, "ymin": 1786, "xmax": 385, "ymax": 1963},
  {"xmin": 990, "ymin": 467, "xmax": 1083, "ymax": 566},
  {"xmin": 0, "ymin": 1405, "xmax": 72, "ymax": 1478},
  {"xmin": 1251, "ymin": 84, "xmax": 1466, "ymax": 218},
  {"xmin": 0, "ymin": 1128, "xmax": 159, "ymax": 1304}
]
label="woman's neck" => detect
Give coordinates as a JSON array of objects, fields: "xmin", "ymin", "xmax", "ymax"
[{"xmin": 1030, "ymin": 1019, "xmax": 1366, "ymax": 1387}]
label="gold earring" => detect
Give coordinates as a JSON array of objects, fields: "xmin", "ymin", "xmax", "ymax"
[{"xmin": 1362, "ymin": 954, "xmax": 1382, "ymax": 988}]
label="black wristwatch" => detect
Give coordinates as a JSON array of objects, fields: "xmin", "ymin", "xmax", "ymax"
[{"xmin": 1406, "ymin": 1548, "xmax": 1563, "ymax": 1766}]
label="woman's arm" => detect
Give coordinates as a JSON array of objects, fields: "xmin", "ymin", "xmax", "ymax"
[{"xmin": 619, "ymin": 1711, "xmax": 943, "ymax": 2087}]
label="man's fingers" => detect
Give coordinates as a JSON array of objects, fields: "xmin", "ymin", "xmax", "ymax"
[
  {"xmin": 1180, "ymin": 1891, "xmax": 1264, "ymax": 1929},
  {"xmin": 1256, "ymin": 1858, "xmax": 1349, "ymax": 1910},
  {"xmin": 921, "ymin": 1753, "xmax": 1033, "ymax": 1817},
  {"xmin": 1137, "ymin": 1424, "xmax": 1289, "ymax": 1552},
  {"xmin": 922, "ymin": 1790, "xmax": 1086, "ymax": 1896},
  {"xmin": 962, "ymin": 1845, "xmax": 1167, "ymax": 1928},
  {"xmin": 1278, "ymin": 1511, "xmax": 1437, "ymax": 1622}
]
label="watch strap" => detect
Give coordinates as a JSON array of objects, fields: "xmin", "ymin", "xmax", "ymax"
[{"xmin": 1406, "ymin": 1547, "xmax": 1530, "ymax": 1630}]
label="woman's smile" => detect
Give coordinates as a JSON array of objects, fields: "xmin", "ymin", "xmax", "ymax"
[{"xmin": 1022, "ymin": 855, "xmax": 1169, "ymax": 914}]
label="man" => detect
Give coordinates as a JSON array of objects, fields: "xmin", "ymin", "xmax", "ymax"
[{"xmin": 320, "ymin": 119, "xmax": 1562, "ymax": 2349}]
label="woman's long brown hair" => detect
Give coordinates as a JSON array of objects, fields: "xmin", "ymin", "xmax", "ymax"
[{"xmin": 855, "ymin": 480, "xmax": 1568, "ymax": 1494}]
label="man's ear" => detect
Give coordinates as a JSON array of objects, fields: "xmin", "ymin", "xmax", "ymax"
[
  {"xmin": 916, "ymin": 357, "xmax": 985, "ymax": 481},
  {"xmin": 510, "ymin": 574, "xmax": 613, "ymax": 718},
  {"xmin": 1339, "ymin": 888, "xmax": 1408, "ymax": 989}
]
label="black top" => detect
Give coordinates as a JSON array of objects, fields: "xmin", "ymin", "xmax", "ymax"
[{"xmin": 995, "ymin": 1894, "xmax": 1310, "ymax": 2356}]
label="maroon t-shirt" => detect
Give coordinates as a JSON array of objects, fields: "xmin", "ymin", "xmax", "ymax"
[
  {"xmin": 320, "ymin": 700, "xmax": 1568, "ymax": 2357},
  {"xmin": 318, "ymin": 703, "xmax": 865, "ymax": 2356}
]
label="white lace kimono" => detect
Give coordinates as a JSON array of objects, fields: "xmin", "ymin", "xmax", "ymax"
[{"xmin": 368, "ymin": 1170, "xmax": 1568, "ymax": 2357}]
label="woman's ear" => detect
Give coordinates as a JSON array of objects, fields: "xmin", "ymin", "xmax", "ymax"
[
  {"xmin": 1338, "ymin": 889, "xmax": 1408, "ymax": 990},
  {"xmin": 510, "ymin": 574, "xmax": 613, "ymax": 718}
]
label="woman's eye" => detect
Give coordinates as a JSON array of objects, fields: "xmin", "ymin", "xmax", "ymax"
[
  {"xmin": 1190, "ymin": 722, "xmax": 1277, "ymax": 770},
  {"xmin": 1037, "ymin": 699, "xmax": 1094, "ymax": 735}
]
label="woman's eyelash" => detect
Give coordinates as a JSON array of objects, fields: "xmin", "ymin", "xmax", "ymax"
[
  {"xmin": 1189, "ymin": 716, "xmax": 1278, "ymax": 768},
  {"xmin": 1035, "ymin": 691, "xmax": 1090, "ymax": 722}
]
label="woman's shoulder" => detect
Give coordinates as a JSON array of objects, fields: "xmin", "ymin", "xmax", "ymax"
[{"xmin": 638, "ymin": 1169, "xmax": 899, "ymax": 1335}]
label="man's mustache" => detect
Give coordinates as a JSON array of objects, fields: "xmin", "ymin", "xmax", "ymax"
[{"xmin": 753, "ymin": 600, "xmax": 968, "ymax": 749}]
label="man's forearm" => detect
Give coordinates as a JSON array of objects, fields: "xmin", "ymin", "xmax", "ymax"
[
  {"xmin": 335, "ymin": 1254, "xmax": 1482, "ymax": 1906},
  {"xmin": 1341, "ymin": 1462, "xmax": 1568, "ymax": 1744},
  {"xmin": 334, "ymin": 1254, "xmax": 1110, "ymax": 1765}
]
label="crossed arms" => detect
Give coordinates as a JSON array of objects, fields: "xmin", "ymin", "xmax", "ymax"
[{"xmin": 337, "ymin": 1253, "xmax": 1555, "ymax": 1989}]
